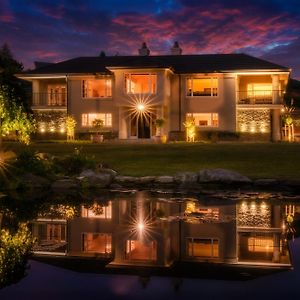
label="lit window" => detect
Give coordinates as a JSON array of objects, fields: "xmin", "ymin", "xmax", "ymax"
[
  {"xmin": 248, "ymin": 237, "xmax": 274, "ymax": 253},
  {"xmin": 82, "ymin": 233, "xmax": 112, "ymax": 254},
  {"xmin": 187, "ymin": 77, "xmax": 218, "ymax": 96},
  {"xmin": 125, "ymin": 74, "xmax": 156, "ymax": 94},
  {"xmin": 247, "ymin": 83, "xmax": 272, "ymax": 97},
  {"xmin": 82, "ymin": 79, "xmax": 112, "ymax": 98},
  {"xmin": 47, "ymin": 84, "xmax": 66, "ymax": 106},
  {"xmin": 81, "ymin": 202, "xmax": 112, "ymax": 219},
  {"xmin": 81, "ymin": 113, "xmax": 112, "ymax": 127},
  {"xmin": 187, "ymin": 238, "xmax": 219, "ymax": 258},
  {"xmin": 186, "ymin": 113, "xmax": 219, "ymax": 127}
]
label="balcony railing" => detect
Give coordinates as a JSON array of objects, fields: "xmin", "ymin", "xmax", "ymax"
[
  {"xmin": 32, "ymin": 92, "xmax": 67, "ymax": 107},
  {"xmin": 237, "ymin": 90, "xmax": 283, "ymax": 105}
]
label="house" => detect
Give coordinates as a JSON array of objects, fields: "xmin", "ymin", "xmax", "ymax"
[{"xmin": 18, "ymin": 42, "xmax": 290, "ymax": 141}]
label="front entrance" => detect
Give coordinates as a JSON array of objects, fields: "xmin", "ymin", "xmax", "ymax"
[{"xmin": 130, "ymin": 114, "xmax": 154, "ymax": 139}]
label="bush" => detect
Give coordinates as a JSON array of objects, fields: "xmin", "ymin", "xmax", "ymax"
[
  {"xmin": 13, "ymin": 149, "xmax": 51, "ymax": 176},
  {"xmin": 197, "ymin": 130, "xmax": 240, "ymax": 142},
  {"xmin": 0, "ymin": 224, "xmax": 35, "ymax": 288},
  {"xmin": 52, "ymin": 149, "xmax": 96, "ymax": 175}
]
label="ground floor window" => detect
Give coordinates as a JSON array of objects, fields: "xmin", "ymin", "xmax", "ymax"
[
  {"xmin": 82, "ymin": 233, "xmax": 112, "ymax": 254},
  {"xmin": 81, "ymin": 113, "xmax": 112, "ymax": 127},
  {"xmin": 237, "ymin": 109, "xmax": 270, "ymax": 133},
  {"xmin": 187, "ymin": 238, "xmax": 219, "ymax": 258},
  {"xmin": 186, "ymin": 113, "xmax": 219, "ymax": 127},
  {"xmin": 125, "ymin": 240, "xmax": 157, "ymax": 261}
]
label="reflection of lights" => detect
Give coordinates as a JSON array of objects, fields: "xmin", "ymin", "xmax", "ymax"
[{"xmin": 137, "ymin": 104, "xmax": 145, "ymax": 111}]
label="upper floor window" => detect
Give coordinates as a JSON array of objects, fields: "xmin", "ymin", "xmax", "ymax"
[
  {"xmin": 47, "ymin": 84, "xmax": 66, "ymax": 106},
  {"xmin": 82, "ymin": 79, "xmax": 112, "ymax": 98},
  {"xmin": 125, "ymin": 74, "xmax": 156, "ymax": 94},
  {"xmin": 81, "ymin": 113, "xmax": 112, "ymax": 127},
  {"xmin": 187, "ymin": 77, "xmax": 218, "ymax": 96},
  {"xmin": 186, "ymin": 113, "xmax": 219, "ymax": 127}
]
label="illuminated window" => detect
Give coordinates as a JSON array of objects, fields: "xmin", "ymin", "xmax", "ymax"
[
  {"xmin": 125, "ymin": 74, "xmax": 157, "ymax": 94},
  {"xmin": 186, "ymin": 113, "xmax": 219, "ymax": 127},
  {"xmin": 248, "ymin": 237, "xmax": 274, "ymax": 253},
  {"xmin": 247, "ymin": 83, "xmax": 272, "ymax": 97},
  {"xmin": 81, "ymin": 113, "xmax": 112, "ymax": 127},
  {"xmin": 82, "ymin": 79, "xmax": 112, "ymax": 98},
  {"xmin": 125, "ymin": 240, "xmax": 157, "ymax": 261},
  {"xmin": 47, "ymin": 84, "xmax": 66, "ymax": 106},
  {"xmin": 82, "ymin": 233, "xmax": 112, "ymax": 254},
  {"xmin": 187, "ymin": 238, "xmax": 219, "ymax": 257},
  {"xmin": 81, "ymin": 202, "xmax": 112, "ymax": 219},
  {"xmin": 187, "ymin": 77, "xmax": 218, "ymax": 96}
]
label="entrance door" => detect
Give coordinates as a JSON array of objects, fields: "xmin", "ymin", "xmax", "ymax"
[{"xmin": 130, "ymin": 114, "xmax": 153, "ymax": 139}]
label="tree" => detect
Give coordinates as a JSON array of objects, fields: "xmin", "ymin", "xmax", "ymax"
[
  {"xmin": 66, "ymin": 115, "xmax": 76, "ymax": 141},
  {"xmin": 0, "ymin": 43, "xmax": 30, "ymax": 111},
  {"xmin": 0, "ymin": 86, "xmax": 35, "ymax": 145}
]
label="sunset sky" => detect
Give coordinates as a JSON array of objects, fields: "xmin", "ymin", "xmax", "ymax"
[{"xmin": 1, "ymin": 0, "xmax": 300, "ymax": 78}]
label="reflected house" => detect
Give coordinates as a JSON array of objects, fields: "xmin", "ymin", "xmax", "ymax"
[
  {"xmin": 30, "ymin": 193, "xmax": 292, "ymax": 268},
  {"xmin": 182, "ymin": 200, "xmax": 237, "ymax": 263}
]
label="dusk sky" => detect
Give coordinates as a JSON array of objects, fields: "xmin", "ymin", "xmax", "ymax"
[{"xmin": 1, "ymin": 0, "xmax": 300, "ymax": 78}]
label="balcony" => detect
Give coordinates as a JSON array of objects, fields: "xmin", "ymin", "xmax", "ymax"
[
  {"xmin": 237, "ymin": 90, "xmax": 283, "ymax": 105},
  {"xmin": 32, "ymin": 92, "xmax": 67, "ymax": 107}
]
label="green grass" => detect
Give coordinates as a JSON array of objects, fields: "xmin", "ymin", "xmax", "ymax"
[{"xmin": 3, "ymin": 141, "xmax": 300, "ymax": 179}]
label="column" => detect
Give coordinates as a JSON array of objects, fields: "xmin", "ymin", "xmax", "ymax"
[
  {"xmin": 118, "ymin": 107, "xmax": 127, "ymax": 139},
  {"xmin": 272, "ymin": 75, "xmax": 280, "ymax": 104},
  {"xmin": 272, "ymin": 109, "xmax": 281, "ymax": 142},
  {"xmin": 272, "ymin": 233, "xmax": 280, "ymax": 263}
]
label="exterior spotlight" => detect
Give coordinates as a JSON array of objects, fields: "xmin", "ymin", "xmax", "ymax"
[
  {"xmin": 60, "ymin": 128, "xmax": 65, "ymax": 133},
  {"xmin": 137, "ymin": 223, "xmax": 144, "ymax": 231},
  {"xmin": 50, "ymin": 128, "xmax": 54, "ymax": 132},
  {"xmin": 137, "ymin": 104, "xmax": 145, "ymax": 112},
  {"xmin": 40, "ymin": 128, "xmax": 45, "ymax": 133}
]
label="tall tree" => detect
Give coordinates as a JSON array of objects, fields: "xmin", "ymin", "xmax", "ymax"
[{"xmin": 0, "ymin": 43, "xmax": 30, "ymax": 110}]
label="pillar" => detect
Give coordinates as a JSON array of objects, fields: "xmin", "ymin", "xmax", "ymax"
[
  {"xmin": 272, "ymin": 109, "xmax": 281, "ymax": 142},
  {"xmin": 272, "ymin": 233, "xmax": 280, "ymax": 263},
  {"xmin": 118, "ymin": 107, "xmax": 127, "ymax": 139},
  {"xmin": 272, "ymin": 75, "xmax": 280, "ymax": 104}
]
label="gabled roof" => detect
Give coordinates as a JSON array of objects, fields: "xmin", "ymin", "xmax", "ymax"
[{"xmin": 21, "ymin": 53, "xmax": 290, "ymax": 76}]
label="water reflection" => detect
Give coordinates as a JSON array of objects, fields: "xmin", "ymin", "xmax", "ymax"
[{"xmin": 23, "ymin": 191, "xmax": 299, "ymax": 268}]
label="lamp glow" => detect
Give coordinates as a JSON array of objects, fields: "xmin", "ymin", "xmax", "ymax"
[
  {"xmin": 137, "ymin": 104, "xmax": 145, "ymax": 112},
  {"xmin": 138, "ymin": 223, "xmax": 144, "ymax": 231}
]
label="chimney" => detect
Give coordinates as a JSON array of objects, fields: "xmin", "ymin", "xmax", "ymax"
[
  {"xmin": 171, "ymin": 41, "xmax": 182, "ymax": 55},
  {"xmin": 138, "ymin": 42, "xmax": 150, "ymax": 56}
]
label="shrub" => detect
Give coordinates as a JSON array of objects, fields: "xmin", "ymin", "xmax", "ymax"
[
  {"xmin": 0, "ymin": 224, "xmax": 35, "ymax": 288},
  {"xmin": 197, "ymin": 130, "xmax": 240, "ymax": 142},
  {"xmin": 52, "ymin": 149, "xmax": 96, "ymax": 175},
  {"xmin": 13, "ymin": 149, "xmax": 50, "ymax": 176}
]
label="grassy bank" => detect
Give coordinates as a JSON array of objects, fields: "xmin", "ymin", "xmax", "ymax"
[{"xmin": 3, "ymin": 141, "xmax": 300, "ymax": 180}]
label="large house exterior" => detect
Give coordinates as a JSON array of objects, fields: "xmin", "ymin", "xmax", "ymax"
[{"xmin": 18, "ymin": 43, "xmax": 291, "ymax": 141}]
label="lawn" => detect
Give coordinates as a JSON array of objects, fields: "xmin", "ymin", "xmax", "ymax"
[{"xmin": 3, "ymin": 141, "xmax": 300, "ymax": 180}]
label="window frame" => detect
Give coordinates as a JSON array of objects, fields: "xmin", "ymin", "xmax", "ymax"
[
  {"xmin": 187, "ymin": 237, "xmax": 219, "ymax": 258},
  {"xmin": 186, "ymin": 113, "xmax": 219, "ymax": 128},
  {"xmin": 82, "ymin": 78, "xmax": 112, "ymax": 99},
  {"xmin": 125, "ymin": 73, "xmax": 157, "ymax": 95},
  {"xmin": 81, "ymin": 113, "xmax": 112, "ymax": 128},
  {"xmin": 186, "ymin": 77, "xmax": 218, "ymax": 97}
]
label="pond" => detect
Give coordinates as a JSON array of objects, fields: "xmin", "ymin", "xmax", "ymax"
[{"xmin": 1, "ymin": 189, "xmax": 300, "ymax": 298}]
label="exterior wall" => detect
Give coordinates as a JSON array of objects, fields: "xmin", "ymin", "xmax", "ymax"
[
  {"xmin": 28, "ymin": 70, "xmax": 290, "ymax": 141},
  {"xmin": 182, "ymin": 74, "xmax": 236, "ymax": 132}
]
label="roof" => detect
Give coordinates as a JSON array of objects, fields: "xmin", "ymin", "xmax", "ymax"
[{"xmin": 21, "ymin": 53, "xmax": 290, "ymax": 76}]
